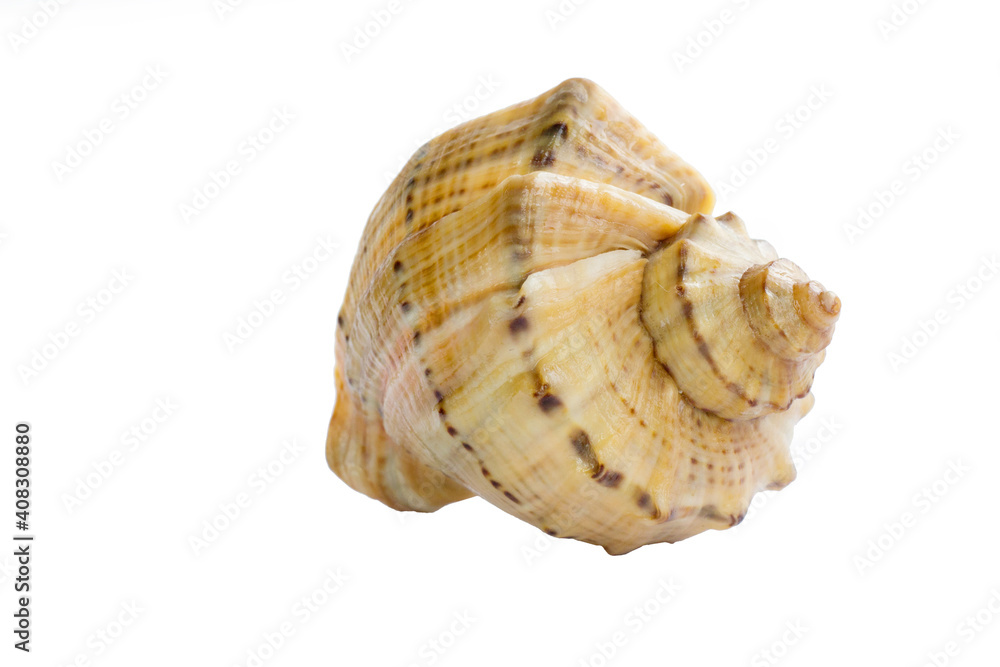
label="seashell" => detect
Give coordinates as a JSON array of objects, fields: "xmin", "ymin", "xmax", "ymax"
[{"xmin": 326, "ymin": 78, "xmax": 840, "ymax": 554}]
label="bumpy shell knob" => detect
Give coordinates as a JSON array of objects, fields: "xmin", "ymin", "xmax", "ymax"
[{"xmin": 641, "ymin": 213, "xmax": 840, "ymax": 420}]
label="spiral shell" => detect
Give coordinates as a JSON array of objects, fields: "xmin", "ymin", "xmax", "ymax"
[{"xmin": 326, "ymin": 78, "xmax": 839, "ymax": 554}]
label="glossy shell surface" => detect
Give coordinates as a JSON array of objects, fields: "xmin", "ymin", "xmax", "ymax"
[{"xmin": 327, "ymin": 78, "xmax": 839, "ymax": 554}]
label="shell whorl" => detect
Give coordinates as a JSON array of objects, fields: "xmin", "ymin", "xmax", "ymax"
[
  {"xmin": 739, "ymin": 259, "xmax": 840, "ymax": 360},
  {"xmin": 641, "ymin": 213, "xmax": 840, "ymax": 421}
]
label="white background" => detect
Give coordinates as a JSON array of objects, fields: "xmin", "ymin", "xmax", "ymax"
[{"xmin": 2, "ymin": 0, "xmax": 999, "ymax": 665}]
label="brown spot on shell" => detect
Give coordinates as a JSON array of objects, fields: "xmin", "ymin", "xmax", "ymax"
[
  {"xmin": 503, "ymin": 491, "xmax": 521, "ymax": 504},
  {"xmin": 509, "ymin": 316, "xmax": 529, "ymax": 333},
  {"xmin": 570, "ymin": 429, "xmax": 599, "ymax": 471},
  {"xmin": 538, "ymin": 393, "xmax": 563, "ymax": 412},
  {"xmin": 594, "ymin": 469, "xmax": 623, "ymax": 488},
  {"xmin": 531, "ymin": 149, "xmax": 556, "ymax": 167},
  {"xmin": 634, "ymin": 488, "xmax": 661, "ymax": 519},
  {"xmin": 683, "ymin": 301, "xmax": 695, "ymax": 321},
  {"xmin": 543, "ymin": 121, "xmax": 569, "ymax": 140},
  {"xmin": 699, "ymin": 505, "xmax": 725, "ymax": 521}
]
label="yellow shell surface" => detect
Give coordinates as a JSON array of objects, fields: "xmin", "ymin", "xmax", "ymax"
[{"xmin": 327, "ymin": 79, "xmax": 838, "ymax": 554}]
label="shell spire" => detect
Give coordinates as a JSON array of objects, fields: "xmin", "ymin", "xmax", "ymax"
[
  {"xmin": 641, "ymin": 212, "xmax": 839, "ymax": 421},
  {"xmin": 739, "ymin": 259, "xmax": 840, "ymax": 361}
]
